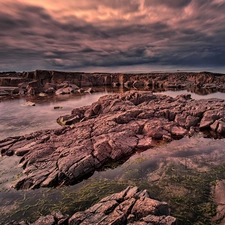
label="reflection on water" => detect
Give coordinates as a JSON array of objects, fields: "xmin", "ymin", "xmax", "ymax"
[{"xmin": 0, "ymin": 92, "xmax": 111, "ymax": 140}]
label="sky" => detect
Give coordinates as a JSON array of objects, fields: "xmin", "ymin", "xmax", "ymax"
[{"xmin": 1, "ymin": 0, "xmax": 225, "ymax": 73}]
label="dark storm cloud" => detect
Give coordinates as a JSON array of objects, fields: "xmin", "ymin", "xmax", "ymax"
[
  {"xmin": 0, "ymin": 0, "xmax": 225, "ymax": 71},
  {"xmin": 144, "ymin": 0, "xmax": 192, "ymax": 8}
]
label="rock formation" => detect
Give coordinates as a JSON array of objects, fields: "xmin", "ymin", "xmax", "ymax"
[
  {"xmin": 6, "ymin": 186, "xmax": 176, "ymax": 225},
  {"xmin": 1, "ymin": 70, "xmax": 225, "ymax": 98},
  {"xmin": 1, "ymin": 91, "xmax": 225, "ymax": 190}
]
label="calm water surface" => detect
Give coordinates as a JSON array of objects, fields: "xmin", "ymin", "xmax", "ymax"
[
  {"xmin": 1, "ymin": 88, "xmax": 225, "ymax": 224},
  {"xmin": 0, "ymin": 92, "xmax": 110, "ymax": 140}
]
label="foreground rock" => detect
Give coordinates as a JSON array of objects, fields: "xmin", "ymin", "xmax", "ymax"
[
  {"xmin": 68, "ymin": 186, "xmax": 176, "ymax": 225},
  {"xmin": 1, "ymin": 91, "xmax": 225, "ymax": 190},
  {"xmin": 212, "ymin": 180, "xmax": 225, "ymax": 224},
  {"xmin": 6, "ymin": 186, "xmax": 176, "ymax": 225}
]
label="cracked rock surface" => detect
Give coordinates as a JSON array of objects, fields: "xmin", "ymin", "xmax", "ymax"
[
  {"xmin": 1, "ymin": 91, "xmax": 225, "ymax": 190},
  {"xmin": 68, "ymin": 186, "xmax": 176, "ymax": 225}
]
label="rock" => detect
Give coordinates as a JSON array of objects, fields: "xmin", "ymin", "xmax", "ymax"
[
  {"xmin": 1, "ymin": 70, "xmax": 225, "ymax": 99},
  {"xmin": 22, "ymin": 101, "xmax": 35, "ymax": 106},
  {"xmin": 55, "ymin": 87, "xmax": 73, "ymax": 95},
  {"xmin": 68, "ymin": 186, "xmax": 176, "ymax": 225},
  {"xmin": 212, "ymin": 180, "xmax": 225, "ymax": 225},
  {"xmin": 85, "ymin": 87, "xmax": 94, "ymax": 93},
  {"xmin": 199, "ymin": 110, "xmax": 220, "ymax": 129},
  {"xmin": 1, "ymin": 91, "xmax": 225, "ymax": 190},
  {"xmin": 77, "ymin": 88, "xmax": 85, "ymax": 93},
  {"xmin": 39, "ymin": 92, "xmax": 47, "ymax": 97},
  {"xmin": 54, "ymin": 106, "xmax": 63, "ymax": 110},
  {"xmin": 171, "ymin": 126, "xmax": 188, "ymax": 138},
  {"xmin": 29, "ymin": 211, "xmax": 69, "ymax": 225}
]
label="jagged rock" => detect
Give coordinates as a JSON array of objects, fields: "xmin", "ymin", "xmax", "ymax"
[
  {"xmin": 68, "ymin": 186, "xmax": 176, "ymax": 225},
  {"xmin": 199, "ymin": 110, "xmax": 220, "ymax": 129},
  {"xmin": 1, "ymin": 91, "xmax": 225, "ymax": 190}
]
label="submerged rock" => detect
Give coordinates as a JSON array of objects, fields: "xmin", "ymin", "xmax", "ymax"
[{"xmin": 1, "ymin": 91, "xmax": 225, "ymax": 190}]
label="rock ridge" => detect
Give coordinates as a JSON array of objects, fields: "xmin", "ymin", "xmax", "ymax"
[{"xmin": 1, "ymin": 70, "xmax": 225, "ymax": 98}]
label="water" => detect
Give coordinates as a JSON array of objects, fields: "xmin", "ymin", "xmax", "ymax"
[
  {"xmin": 0, "ymin": 91, "xmax": 111, "ymax": 140},
  {"xmin": 1, "ymin": 88, "xmax": 225, "ymax": 224}
]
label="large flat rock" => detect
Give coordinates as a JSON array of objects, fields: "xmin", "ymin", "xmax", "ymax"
[{"xmin": 1, "ymin": 91, "xmax": 225, "ymax": 190}]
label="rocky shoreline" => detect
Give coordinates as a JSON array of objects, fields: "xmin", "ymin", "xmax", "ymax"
[
  {"xmin": 1, "ymin": 91, "xmax": 225, "ymax": 190},
  {"xmin": 1, "ymin": 70, "xmax": 225, "ymax": 99},
  {"xmin": 1, "ymin": 88, "xmax": 225, "ymax": 224}
]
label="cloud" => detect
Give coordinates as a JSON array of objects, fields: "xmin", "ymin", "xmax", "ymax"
[
  {"xmin": 0, "ymin": 0, "xmax": 224, "ymax": 71},
  {"xmin": 144, "ymin": 0, "xmax": 192, "ymax": 8}
]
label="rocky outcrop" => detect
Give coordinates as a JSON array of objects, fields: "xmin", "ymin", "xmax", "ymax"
[
  {"xmin": 1, "ymin": 91, "xmax": 225, "ymax": 190},
  {"xmin": 6, "ymin": 186, "xmax": 176, "ymax": 225},
  {"xmin": 1, "ymin": 70, "xmax": 225, "ymax": 98},
  {"xmin": 68, "ymin": 186, "xmax": 176, "ymax": 225}
]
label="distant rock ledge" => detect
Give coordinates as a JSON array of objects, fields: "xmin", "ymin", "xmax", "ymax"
[{"xmin": 1, "ymin": 70, "xmax": 225, "ymax": 97}]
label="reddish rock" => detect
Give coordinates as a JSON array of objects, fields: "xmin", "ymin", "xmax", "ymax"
[{"xmin": 1, "ymin": 91, "xmax": 225, "ymax": 190}]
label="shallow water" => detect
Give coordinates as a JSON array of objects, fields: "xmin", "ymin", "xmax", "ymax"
[
  {"xmin": 1, "ymin": 88, "xmax": 225, "ymax": 224},
  {"xmin": 0, "ymin": 92, "xmax": 111, "ymax": 140}
]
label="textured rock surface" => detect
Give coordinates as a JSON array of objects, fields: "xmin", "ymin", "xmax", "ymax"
[
  {"xmin": 1, "ymin": 91, "xmax": 225, "ymax": 190},
  {"xmin": 1, "ymin": 70, "xmax": 225, "ymax": 97},
  {"xmin": 6, "ymin": 186, "xmax": 176, "ymax": 225},
  {"xmin": 212, "ymin": 180, "xmax": 225, "ymax": 224},
  {"xmin": 68, "ymin": 186, "xmax": 176, "ymax": 225}
]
